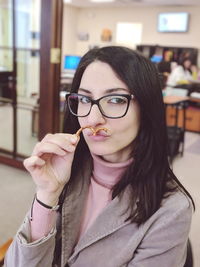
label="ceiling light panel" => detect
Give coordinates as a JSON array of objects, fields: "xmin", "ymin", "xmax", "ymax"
[
  {"xmin": 63, "ymin": 0, "xmax": 72, "ymax": 3},
  {"xmin": 90, "ymin": 0, "xmax": 116, "ymax": 3}
]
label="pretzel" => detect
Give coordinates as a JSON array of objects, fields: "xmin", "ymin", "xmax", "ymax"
[{"xmin": 75, "ymin": 126, "xmax": 109, "ymax": 137}]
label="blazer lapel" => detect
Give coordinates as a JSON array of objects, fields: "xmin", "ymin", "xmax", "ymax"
[
  {"xmin": 68, "ymin": 187, "xmax": 133, "ymax": 263},
  {"xmin": 61, "ymin": 158, "xmax": 92, "ymax": 267}
]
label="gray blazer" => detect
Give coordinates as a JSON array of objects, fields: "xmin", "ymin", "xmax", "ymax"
[{"xmin": 5, "ymin": 160, "xmax": 192, "ymax": 267}]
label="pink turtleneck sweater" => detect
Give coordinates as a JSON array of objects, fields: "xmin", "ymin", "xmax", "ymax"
[{"xmin": 30, "ymin": 155, "xmax": 132, "ymax": 242}]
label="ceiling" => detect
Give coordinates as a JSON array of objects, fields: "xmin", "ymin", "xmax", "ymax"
[
  {"xmin": 1, "ymin": 0, "xmax": 200, "ymax": 8},
  {"xmin": 64, "ymin": 0, "xmax": 200, "ymax": 8}
]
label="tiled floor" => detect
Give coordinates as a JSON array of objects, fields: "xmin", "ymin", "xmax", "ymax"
[
  {"xmin": 173, "ymin": 132, "xmax": 200, "ymax": 267},
  {"xmin": 0, "ymin": 131, "xmax": 199, "ymax": 266}
]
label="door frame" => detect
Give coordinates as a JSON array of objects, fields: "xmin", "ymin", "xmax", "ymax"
[{"xmin": 39, "ymin": 0, "xmax": 63, "ymax": 140}]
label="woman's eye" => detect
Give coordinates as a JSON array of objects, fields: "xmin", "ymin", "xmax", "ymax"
[
  {"xmin": 108, "ymin": 97, "xmax": 126, "ymax": 104},
  {"xmin": 80, "ymin": 96, "xmax": 90, "ymax": 104}
]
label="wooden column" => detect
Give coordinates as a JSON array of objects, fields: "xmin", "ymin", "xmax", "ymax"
[
  {"xmin": 39, "ymin": 0, "xmax": 63, "ymax": 140},
  {"xmin": 12, "ymin": 0, "xmax": 17, "ymax": 157}
]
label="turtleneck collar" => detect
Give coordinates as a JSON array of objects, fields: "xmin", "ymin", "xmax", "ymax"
[{"xmin": 91, "ymin": 154, "xmax": 133, "ymax": 189}]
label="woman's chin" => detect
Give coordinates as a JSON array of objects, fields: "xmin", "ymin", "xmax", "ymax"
[
  {"xmin": 89, "ymin": 149, "xmax": 112, "ymax": 157},
  {"xmin": 87, "ymin": 144, "xmax": 115, "ymax": 157}
]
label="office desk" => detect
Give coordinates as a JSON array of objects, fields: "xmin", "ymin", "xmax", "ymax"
[
  {"xmin": 164, "ymin": 96, "xmax": 189, "ymax": 129},
  {"xmin": 165, "ymin": 95, "xmax": 200, "ymax": 133},
  {"xmin": 163, "ymin": 95, "xmax": 189, "ymax": 105},
  {"xmin": 189, "ymin": 97, "xmax": 200, "ymax": 104}
]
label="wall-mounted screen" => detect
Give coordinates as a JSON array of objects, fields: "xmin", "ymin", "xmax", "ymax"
[
  {"xmin": 158, "ymin": 12, "xmax": 189, "ymax": 33},
  {"xmin": 64, "ymin": 55, "xmax": 81, "ymax": 70}
]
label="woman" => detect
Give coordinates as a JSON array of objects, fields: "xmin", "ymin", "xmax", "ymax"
[
  {"xmin": 5, "ymin": 46, "xmax": 194, "ymax": 267},
  {"xmin": 167, "ymin": 57, "xmax": 196, "ymax": 88}
]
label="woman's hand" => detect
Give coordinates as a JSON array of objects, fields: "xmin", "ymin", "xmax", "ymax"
[{"xmin": 23, "ymin": 133, "xmax": 79, "ymax": 206}]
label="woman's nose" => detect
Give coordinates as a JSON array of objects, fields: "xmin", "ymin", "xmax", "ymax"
[{"xmin": 87, "ymin": 104, "xmax": 105, "ymax": 126}]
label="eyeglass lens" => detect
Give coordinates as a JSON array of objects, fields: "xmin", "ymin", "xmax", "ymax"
[{"xmin": 68, "ymin": 94, "xmax": 129, "ymax": 118}]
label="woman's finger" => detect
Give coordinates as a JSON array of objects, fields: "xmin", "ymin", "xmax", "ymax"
[
  {"xmin": 32, "ymin": 142, "xmax": 68, "ymax": 157},
  {"xmin": 41, "ymin": 134, "xmax": 79, "ymax": 153},
  {"xmin": 23, "ymin": 156, "xmax": 45, "ymax": 172}
]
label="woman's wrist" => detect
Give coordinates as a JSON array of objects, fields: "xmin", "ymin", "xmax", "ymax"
[{"xmin": 36, "ymin": 190, "xmax": 61, "ymax": 207}]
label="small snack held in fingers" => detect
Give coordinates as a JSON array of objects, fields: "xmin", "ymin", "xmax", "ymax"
[
  {"xmin": 75, "ymin": 126, "xmax": 109, "ymax": 137},
  {"xmin": 75, "ymin": 126, "xmax": 95, "ymax": 137},
  {"xmin": 94, "ymin": 127, "xmax": 109, "ymax": 136}
]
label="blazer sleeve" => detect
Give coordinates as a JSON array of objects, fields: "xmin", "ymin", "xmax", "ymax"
[
  {"xmin": 128, "ymin": 193, "xmax": 193, "ymax": 267},
  {"xmin": 4, "ymin": 212, "xmax": 57, "ymax": 267}
]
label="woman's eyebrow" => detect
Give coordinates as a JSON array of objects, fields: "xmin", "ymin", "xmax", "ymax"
[
  {"xmin": 78, "ymin": 88, "xmax": 92, "ymax": 94},
  {"xmin": 78, "ymin": 88, "xmax": 129, "ymax": 94},
  {"xmin": 105, "ymin": 88, "xmax": 129, "ymax": 94}
]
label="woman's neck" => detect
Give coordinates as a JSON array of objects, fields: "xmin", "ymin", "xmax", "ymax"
[
  {"xmin": 100, "ymin": 147, "xmax": 133, "ymax": 163},
  {"xmin": 91, "ymin": 153, "xmax": 133, "ymax": 189}
]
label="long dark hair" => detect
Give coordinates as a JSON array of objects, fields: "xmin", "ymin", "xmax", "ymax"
[
  {"xmin": 62, "ymin": 46, "xmax": 194, "ymax": 225},
  {"xmin": 179, "ymin": 57, "xmax": 192, "ymax": 72}
]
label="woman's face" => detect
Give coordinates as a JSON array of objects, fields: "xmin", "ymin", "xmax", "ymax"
[
  {"xmin": 78, "ymin": 61, "xmax": 140, "ymax": 163},
  {"xmin": 183, "ymin": 60, "xmax": 192, "ymax": 69}
]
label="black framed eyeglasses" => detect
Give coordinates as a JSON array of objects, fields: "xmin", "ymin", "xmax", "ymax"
[{"xmin": 66, "ymin": 93, "xmax": 134, "ymax": 119}]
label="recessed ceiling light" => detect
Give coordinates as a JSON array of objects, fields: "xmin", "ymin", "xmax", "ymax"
[{"xmin": 90, "ymin": 0, "xmax": 115, "ymax": 3}]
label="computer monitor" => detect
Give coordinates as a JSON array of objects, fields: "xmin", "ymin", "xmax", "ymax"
[
  {"xmin": 64, "ymin": 55, "xmax": 81, "ymax": 70},
  {"xmin": 150, "ymin": 55, "xmax": 163, "ymax": 63},
  {"xmin": 62, "ymin": 55, "xmax": 81, "ymax": 79}
]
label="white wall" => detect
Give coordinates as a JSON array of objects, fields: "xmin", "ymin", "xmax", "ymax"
[
  {"xmin": 62, "ymin": 5, "xmax": 200, "ymax": 65},
  {"xmin": 62, "ymin": 5, "xmax": 80, "ymax": 62}
]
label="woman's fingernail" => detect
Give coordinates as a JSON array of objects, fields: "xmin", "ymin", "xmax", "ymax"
[{"xmin": 60, "ymin": 150, "xmax": 67, "ymax": 155}]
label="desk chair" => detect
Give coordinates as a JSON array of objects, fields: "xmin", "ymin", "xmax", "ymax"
[
  {"xmin": 166, "ymin": 100, "xmax": 187, "ymax": 163},
  {"xmin": 0, "ymin": 239, "xmax": 13, "ymax": 266}
]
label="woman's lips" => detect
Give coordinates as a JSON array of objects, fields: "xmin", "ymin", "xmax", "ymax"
[
  {"xmin": 88, "ymin": 133, "xmax": 109, "ymax": 141},
  {"xmin": 85, "ymin": 128, "xmax": 110, "ymax": 141},
  {"xmin": 87, "ymin": 130, "xmax": 110, "ymax": 137}
]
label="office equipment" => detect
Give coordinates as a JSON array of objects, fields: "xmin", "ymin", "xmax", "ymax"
[
  {"xmin": 63, "ymin": 55, "xmax": 81, "ymax": 71},
  {"xmin": 150, "ymin": 55, "xmax": 163, "ymax": 63},
  {"xmin": 62, "ymin": 55, "xmax": 81, "ymax": 79},
  {"xmin": 158, "ymin": 12, "xmax": 189, "ymax": 33}
]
